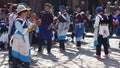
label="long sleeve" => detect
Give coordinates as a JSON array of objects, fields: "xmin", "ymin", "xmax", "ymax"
[
  {"xmin": 66, "ymin": 13, "xmax": 71, "ymax": 28},
  {"xmin": 94, "ymin": 15, "xmax": 100, "ymax": 28},
  {"xmin": 93, "ymin": 15, "xmax": 101, "ymax": 46},
  {"xmin": 35, "ymin": 26, "xmax": 39, "ymax": 33},
  {"xmin": 15, "ymin": 21, "xmax": 28, "ymax": 35}
]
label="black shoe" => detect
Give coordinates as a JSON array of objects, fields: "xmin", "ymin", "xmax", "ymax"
[
  {"xmin": 22, "ymin": 62, "xmax": 30, "ymax": 68},
  {"xmin": 9, "ymin": 61, "xmax": 13, "ymax": 65},
  {"xmin": 59, "ymin": 48, "xmax": 65, "ymax": 53},
  {"xmin": 47, "ymin": 51, "xmax": 51, "ymax": 54},
  {"xmin": 77, "ymin": 46, "xmax": 81, "ymax": 50},
  {"xmin": 38, "ymin": 48, "xmax": 42, "ymax": 52}
]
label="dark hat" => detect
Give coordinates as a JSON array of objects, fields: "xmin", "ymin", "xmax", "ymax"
[
  {"xmin": 96, "ymin": 6, "xmax": 103, "ymax": 12},
  {"xmin": 59, "ymin": 5, "xmax": 65, "ymax": 9},
  {"xmin": 44, "ymin": 3, "xmax": 52, "ymax": 7}
]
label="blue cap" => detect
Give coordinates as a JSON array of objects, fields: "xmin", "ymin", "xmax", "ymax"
[
  {"xmin": 59, "ymin": 5, "xmax": 65, "ymax": 9},
  {"xmin": 96, "ymin": 7, "xmax": 103, "ymax": 12}
]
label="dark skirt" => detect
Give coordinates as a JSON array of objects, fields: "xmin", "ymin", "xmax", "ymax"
[
  {"xmin": 75, "ymin": 23, "xmax": 85, "ymax": 42},
  {"xmin": 38, "ymin": 24, "xmax": 53, "ymax": 40}
]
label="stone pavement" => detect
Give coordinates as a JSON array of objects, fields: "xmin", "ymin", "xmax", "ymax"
[{"xmin": 0, "ymin": 37, "xmax": 120, "ymax": 68}]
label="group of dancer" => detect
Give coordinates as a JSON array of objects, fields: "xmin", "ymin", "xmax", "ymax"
[{"xmin": 0, "ymin": 1, "xmax": 120, "ymax": 68}]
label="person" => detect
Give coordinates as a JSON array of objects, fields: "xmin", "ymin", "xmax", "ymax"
[
  {"xmin": 94, "ymin": 7, "xmax": 109, "ymax": 59},
  {"xmin": 112, "ymin": 9, "xmax": 119, "ymax": 36},
  {"xmin": 7, "ymin": 3, "xmax": 13, "ymax": 14},
  {"xmin": 106, "ymin": 1, "xmax": 111, "ymax": 8},
  {"xmin": 116, "ymin": 8, "xmax": 120, "ymax": 49},
  {"xmin": 113, "ymin": 1, "xmax": 120, "ymax": 12},
  {"xmin": 0, "ymin": 8, "xmax": 5, "ymax": 24},
  {"xmin": 85, "ymin": 11, "xmax": 93, "ymax": 29},
  {"xmin": 8, "ymin": 4, "xmax": 18, "ymax": 65},
  {"xmin": 73, "ymin": 6, "xmax": 87, "ymax": 50},
  {"xmin": 38, "ymin": 3, "xmax": 53, "ymax": 54},
  {"xmin": 28, "ymin": 12, "xmax": 39, "ymax": 46},
  {"xmin": 106, "ymin": 1, "xmax": 113, "ymax": 13},
  {"xmin": 10, "ymin": 5, "xmax": 36, "ymax": 68},
  {"xmin": 104, "ymin": 7, "xmax": 113, "ymax": 51},
  {"xmin": 57, "ymin": 5, "xmax": 70, "ymax": 52},
  {"xmin": 66, "ymin": 6, "xmax": 75, "ymax": 42}
]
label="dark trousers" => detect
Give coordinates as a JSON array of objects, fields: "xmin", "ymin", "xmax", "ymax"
[
  {"xmin": 107, "ymin": 37, "xmax": 110, "ymax": 48},
  {"xmin": 71, "ymin": 32, "xmax": 75, "ymax": 40},
  {"xmin": 59, "ymin": 40, "xmax": 65, "ymax": 50},
  {"xmin": 53, "ymin": 29, "xmax": 58, "ymax": 41},
  {"xmin": 96, "ymin": 35, "xmax": 109, "ymax": 55},
  {"xmin": 8, "ymin": 35, "xmax": 13, "ymax": 62},
  {"xmin": 76, "ymin": 41, "xmax": 81, "ymax": 47},
  {"xmin": 38, "ymin": 39, "xmax": 52, "ymax": 53},
  {"xmin": 13, "ymin": 57, "xmax": 30, "ymax": 68}
]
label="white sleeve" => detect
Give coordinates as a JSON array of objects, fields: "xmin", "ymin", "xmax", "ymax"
[
  {"xmin": 15, "ymin": 21, "xmax": 28, "ymax": 35},
  {"xmin": 94, "ymin": 15, "xmax": 100, "ymax": 28}
]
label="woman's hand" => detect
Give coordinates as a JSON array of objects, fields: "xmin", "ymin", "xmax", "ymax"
[
  {"xmin": 31, "ymin": 24, "xmax": 37, "ymax": 30},
  {"xmin": 28, "ymin": 24, "xmax": 37, "ymax": 32}
]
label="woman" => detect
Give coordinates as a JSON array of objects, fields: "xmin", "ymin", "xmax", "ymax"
[
  {"xmin": 104, "ymin": 7, "xmax": 113, "ymax": 50},
  {"xmin": 8, "ymin": 4, "xmax": 17, "ymax": 65},
  {"xmin": 11, "ymin": 5, "xmax": 36, "ymax": 68},
  {"xmin": 28, "ymin": 12, "xmax": 39, "ymax": 46},
  {"xmin": 57, "ymin": 5, "xmax": 70, "ymax": 52},
  {"xmin": 73, "ymin": 6, "xmax": 86, "ymax": 50},
  {"xmin": 94, "ymin": 7, "xmax": 109, "ymax": 59},
  {"xmin": 38, "ymin": 3, "xmax": 53, "ymax": 54},
  {"xmin": 0, "ymin": 8, "xmax": 5, "ymax": 23}
]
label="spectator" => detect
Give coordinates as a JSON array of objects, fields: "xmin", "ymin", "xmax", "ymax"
[
  {"xmin": 0, "ymin": 8, "xmax": 5, "ymax": 23},
  {"xmin": 116, "ymin": 7, "xmax": 120, "ymax": 49},
  {"xmin": 8, "ymin": 4, "xmax": 18, "ymax": 65},
  {"xmin": 112, "ymin": 1, "xmax": 120, "ymax": 14},
  {"xmin": 28, "ymin": 12, "xmax": 39, "ymax": 46}
]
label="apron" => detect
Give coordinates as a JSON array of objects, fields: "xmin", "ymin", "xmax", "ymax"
[
  {"xmin": 99, "ymin": 25, "xmax": 109, "ymax": 38},
  {"xmin": 10, "ymin": 18, "xmax": 30, "ymax": 62},
  {"xmin": 38, "ymin": 24, "xmax": 53, "ymax": 40},
  {"xmin": 58, "ymin": 22, "xmax": 69, "ymax": 40},
  {"xmin": 11, "ymin": 33, "xmax": 30, "ymax": 62},
  {"xmin": 75, "ymin": 23, "xmax": 84, "ymax": 42}
]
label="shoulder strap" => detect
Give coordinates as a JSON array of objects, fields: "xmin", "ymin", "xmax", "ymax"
[
  {"xmin": 14, "ymin": 18, "xmax": 26, "ymax": 34},
  {"xmin": 58, "ymin": 12, "xmax": 67, "ymax": 21}
]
